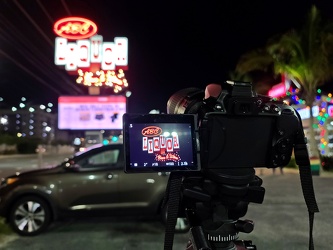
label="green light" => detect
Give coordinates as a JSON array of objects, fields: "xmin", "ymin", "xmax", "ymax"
[
  {"xmin": 317, "ymin": 89, "xmax": 322, "ymax": 94},
  {"xmin": 103, "ymin": 139, "xmax": 109, "ymax": 145},
  {"xmin": 111, "ymin": 136, "xmax": 118, "ymax": 142}
]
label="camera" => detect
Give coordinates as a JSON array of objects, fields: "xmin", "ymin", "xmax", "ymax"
[
  {"xmin": 123, "ymin": 81, "xmax": 318, "ymax": 250},
  {"xmin": 123, "ymin": 81, "xmax": 302, "ymax": 172}
]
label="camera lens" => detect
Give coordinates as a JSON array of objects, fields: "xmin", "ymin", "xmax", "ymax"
[{"xmin": 167, "ymin": 88, "xmax": 204, "ymax": 114}]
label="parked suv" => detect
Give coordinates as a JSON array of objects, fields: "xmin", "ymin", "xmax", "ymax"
[{"xmin": 0, "ymin": 144, "xmax": 188, "ymax": 236}]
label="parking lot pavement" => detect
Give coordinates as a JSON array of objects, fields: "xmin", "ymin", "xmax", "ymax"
[
  {"xmin": 246, "ymin": 169, "xmax": 332, "ymax": 250},
  {"xmin": 1, "ymin": 169, "xmax": 332, "ymax": 250}
]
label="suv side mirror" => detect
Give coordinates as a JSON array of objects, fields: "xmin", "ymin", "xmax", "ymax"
[{"xmin": 65, "ymin": 160, "xmax": 81, "ymax": 171}]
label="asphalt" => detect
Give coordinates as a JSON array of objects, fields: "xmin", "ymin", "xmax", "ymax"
[{"xmin": 0, "ymin": 155, "xmax": 332, "ymax": 250}]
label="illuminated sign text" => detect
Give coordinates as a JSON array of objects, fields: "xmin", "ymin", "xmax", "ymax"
[
  {"xmin": 54, "ymin": 17, "xmax": 98, "ymax": 39},
  {"xmin": 55, "ymin": 35, "xmax": 128, "ymax": 71}
]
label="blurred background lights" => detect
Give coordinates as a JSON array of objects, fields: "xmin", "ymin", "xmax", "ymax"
[{"xmin": 0, "ymin": 117, "xmax": 8, "ymax": 125}]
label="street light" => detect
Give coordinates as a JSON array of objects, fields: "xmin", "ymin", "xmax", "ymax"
[{"xmin": 0, "ymin": 116, "xmax": 8, "ymax": 125}]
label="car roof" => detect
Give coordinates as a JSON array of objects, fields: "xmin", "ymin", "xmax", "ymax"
[{"xmin": 74, "ymin": 143, "xmax": 123, "ymax": 157}]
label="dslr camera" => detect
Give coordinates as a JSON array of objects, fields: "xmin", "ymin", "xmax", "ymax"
[
  {"xmin": 123, "ymin": 81, "xmax": 318, "ymax": 250},
  {"xmin": 123, "ymin": 81, "xmax": 302, "ymax": 173}
]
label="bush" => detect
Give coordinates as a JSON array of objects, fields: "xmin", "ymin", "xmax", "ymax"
[
  {"xmin": 284, "ymin": 157, "xmax": 298, "ymax": 169},
  {"xmin": 0, "ymin": 134, "xmax": 16, "ymax": 145},
  {"xmin": 319, "ymin": 155, "xmax": 333, "ymax": 172},
  {"xmin": 0, "ymin": 217, "xmax": 13, "ymax": 235},
  {"xmin": 16, "ymin": 138, "xmax": 41, "ymax": 154}
]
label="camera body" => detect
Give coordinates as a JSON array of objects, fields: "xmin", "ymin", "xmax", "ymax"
[{"xmin": 123, "ymin": 81, "xmax": 302, "ymax": 172}]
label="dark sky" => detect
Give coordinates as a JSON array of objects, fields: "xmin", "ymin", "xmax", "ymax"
[{"xmin": 0, "ymin": 0, "xmax": 331, "ymax": 113}]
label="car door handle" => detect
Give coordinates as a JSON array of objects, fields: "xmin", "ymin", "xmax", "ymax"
[{"xmin": 158, "ymin": 172, "xmax": 170, "ymax": 176}]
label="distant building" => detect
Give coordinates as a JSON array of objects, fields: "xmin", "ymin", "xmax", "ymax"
[{"xmin": 0, "ymin": 104, "xmax": 69, "ymax": 143}]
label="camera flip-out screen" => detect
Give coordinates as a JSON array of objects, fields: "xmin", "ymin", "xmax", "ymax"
[{"xmin": 123, "ymin": 113, "xmax": 200, "ymax": 173}]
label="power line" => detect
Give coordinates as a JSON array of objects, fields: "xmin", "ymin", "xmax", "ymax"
[
  {"xmin": 36, "ymin": 0, "xmax": 55, "ymax": 24},
  {"xmin": 12, "ymin": 0, "xmax": 54, "ymax": 47},
  {"xmin": 0, "ymin": 14, "xmax": 84, "ymax": 95},
  {"xmin": 60, "ymin": 0, "xmax": 72, "ymax": 16},
  {"xmin": 0, "ymin": 49, "xmax": 63, "ymax": 95}
]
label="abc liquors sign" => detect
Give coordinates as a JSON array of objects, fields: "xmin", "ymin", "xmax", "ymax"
[{"xmin": 54, "ymin": 17, "xmax": 128, "ymax": 72}]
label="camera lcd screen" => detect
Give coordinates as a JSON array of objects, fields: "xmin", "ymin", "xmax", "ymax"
[
  {"xmin": 203, "ymin": 113, "xmax": 278, "ymax": 169},
  {"xmin": 123, "ymin": 114, "xmax": 200, "ymax": 173}
]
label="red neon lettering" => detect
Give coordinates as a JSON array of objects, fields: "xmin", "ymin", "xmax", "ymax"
[
  {"xmin": 173, "ymin": 134, "xmax": 179, "ymax": 149},
  {"xmin": 66, "ymin": 43, "xmax": 77, "ymax": 71},
  {"xmin": 102, "ymin": 42, "xmax": 116, "ymax": 70},
  {"xmin": 59, "ymin": 22, "xmax": 90, "ymax": 35},
  {"xmin": 104, "ymin": 48, "xmax": 112, "ymax": 65},
  {"xmin": 80, "ymin": 45, "xmax": 88, "ymax": 61},
  {"xmin": 153, "ymin": 137, "xmax": 160, "ymax": 151},
  {"xmin": 160, "ymin": 136, "xmax": 166, "ymax": 148},
  {"xmin": 141, "ymin": 126, "xmax": 162, "ymax": 137},
  {"xmin": 155, "ymin": 153, "xmax": 181, "ymax": 162},
  {"xmin": 142, "ymin": 137, "xmax": 148, "ymax": 151},
  {"xmin": 148, "ymin": 139, "xmax": 153, "ymax": 153},
  {"xmin": 166, "ymin": 138, "xmax": 173, "ymax": 152},
  {"xmin": 91, "ymin": 36, "xmax": 102, "ymax": 62},
  {"xmin": 115, "ymin": 37, "xmax": 128, "ymax": 66},
  {"xmin": 55, "ymin": 38, "xmax": 67, "ymax": 64}
]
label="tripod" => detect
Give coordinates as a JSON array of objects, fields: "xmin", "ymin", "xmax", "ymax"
[{"xmin": 164, "ymin": 168, "xmax": 265, "ymax": 250}]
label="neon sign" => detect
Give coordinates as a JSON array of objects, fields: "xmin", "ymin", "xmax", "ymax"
[
  {"xmin": 54, "ymin": 17, "xmax": 98, "ymax": 40},
  {"xmin": 142, "ymin": 126, "xmax": 163, "ymax": 137},
  {"xmin": 54, "ymin": 17, "xmax": 129, "ymax": 92},
  {"xmin": 142, "ymin": 127, "xmax": 181, "ymax": 162},
  {"xmin": 268, "ymin": 82, "xmax": 286, "ymax": 98},
  {"xmin": 76, "ymin": 69, "xmax": 128, "ymax": 93},
  {"xmin": 55, "ymin": 35, "xmax": 128, "ymax": 71}
]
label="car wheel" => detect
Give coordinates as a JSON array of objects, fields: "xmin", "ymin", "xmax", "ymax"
[
  {"xmin": 9, "ymin": 196, "xmax": 51, "ymax": 236},
  {"xmin": 161, "ymin": 204, "xmax": 190, "ymax": 233}
]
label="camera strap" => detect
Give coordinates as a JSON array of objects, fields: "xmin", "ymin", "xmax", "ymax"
[
  {"xmin": 163, "ymin": 172, "xmax": 183, "ymax": 250},
  {"xmin": 294, "ymin": 134, "xmax": 320, "ymax": 250}
]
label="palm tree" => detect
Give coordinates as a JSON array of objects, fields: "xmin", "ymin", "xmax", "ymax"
[{"xmin": 235, "ymin": 5, "xmax": 333, "ymax": 158}]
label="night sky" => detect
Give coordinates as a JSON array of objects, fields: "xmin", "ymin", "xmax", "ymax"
[{"xmin": 0, "ymin": 0, "xmax": 331, "ymax": 113}]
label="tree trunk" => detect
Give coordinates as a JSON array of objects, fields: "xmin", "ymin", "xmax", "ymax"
[{"xmin": 308, "ymin": 98, "xmax": 319, "ymax": 158}]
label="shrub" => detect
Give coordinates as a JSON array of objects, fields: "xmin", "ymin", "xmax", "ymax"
[
  {"xmin": 284, "ymin": 157, "xmax": 298, "ymax": 169},
  {"xmin": 0, "ymin": 134, "xmax": 16, "ymax": 145},
  {"xmin": 319, "ymin": 155, "xmax": 333, "ymax": 172},
  {"xmin": 16, "ymin": 138, "xmax": 42, "ymax": 154},
  {"xmin": 0, "ymin": 217, "xmax": 13, "ymax": 235}
]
